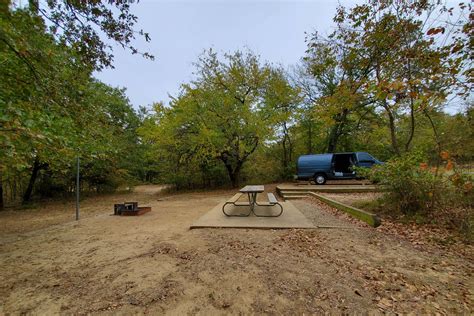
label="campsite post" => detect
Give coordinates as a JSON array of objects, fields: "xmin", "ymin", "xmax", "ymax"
[{"xmin": 76, "ymin": 156, "xmax": 80, "ymax": 220}]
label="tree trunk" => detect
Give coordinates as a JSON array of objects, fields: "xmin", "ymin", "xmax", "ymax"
[
  {"xmin": 424, "ymin": 109, "xmax": 441, "ymax": 155},
  {"xmin": 288, "ymin": 132, "xmax": 293, "ymax": 165},
  {"xmin": 405, "ymin": 97, "xmax": 416, "ymax": 152},
  {"xmin": 282, "ymin": 122, "xmax": 290, "ymax": 171},
  {"xmin": 22, "ymin": 157, "xmax": 41, "ymax": 204},
  {"xmin": 307, "ymin": 120, "xmax": 313, "ymax": 154},
  {"xmin": 220, "ymin": 136, "xmax": 258, "ymax": 188},
  {"xmin": 222, "ymin": 158, "xmax": 241, "ymax": 188},
  {"xmin": 282, "ymin": 138, "xmax": 288, "ymax": 169},
  {"xmin": 327, "ymin": 126, "xmax": 339, "ymax": 153},
  {"xmin": 226, "ymin": 164, "xmax": 241, "ymax": 188},
  {"xmin": 405, "ymin": 60, "xmax": 415, "ymax": 152},
  {"xmin": 383, "ymin": 103, "xmax": 401, "ymax": 156},
  {"xmin": 0, "ymin": 178, "xmax": 4, "ymax": 211},
  {"xmin": 327, "ymin": 109, "xmax": 348, "ymax": 153},
  {"xmin": 231, "ymin": 167, "xmax": 241, "ymax": 188}
]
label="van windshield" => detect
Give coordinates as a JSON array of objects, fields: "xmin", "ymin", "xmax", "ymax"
[{"xmin": 358, "ymin": 152, "xmax": 375, "ymax": 162}]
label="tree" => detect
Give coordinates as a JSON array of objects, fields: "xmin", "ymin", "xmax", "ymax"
[
  {"xmin": 264, "ymin": 67, "xmax": 302, "ymax": 177},
  {"xmin": 304, "ymin": 1, "xmax": 460, "ymax": 156},
  {"xmin": 301, "ymin": 37, "xmax": 374, "ymax": 153},
  {"xmin": 2, "ymin": 0, "xmax": 153, "ymax": 71},
  {"xmin": 189, "ymin": 50, "xmax": 274, "ymax": 187},
  {"xmin": 0, "ymin": 2, "xmax": 152, "ymax": 207},
  {"xmin": 0, "ymin": 7, "xmax": 88, "ymax": 204},
  {"xmin": 141, "ymin": 50, "xmax": 277, "ymax": 188}
]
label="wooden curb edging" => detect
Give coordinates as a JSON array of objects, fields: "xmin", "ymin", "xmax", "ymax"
[{"xmin": 308, "ymin": 192, "xmax": 381, "ymax": 228}]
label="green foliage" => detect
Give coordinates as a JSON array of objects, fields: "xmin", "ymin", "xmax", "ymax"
[
  {"xmin": 1, "ymin": 0, "xmax": 472, "ymax": 223},
  {"xmin": 141, "ymin": 38, "xmax": 472, "ymax": 191},
  {"xmin": 301, "ymin": 1, "xmax": 468, "ymax": 156},
  {"xmin": 240, "ymin": 146, "xmax": 283, "ymax": 184},
  {"xmin": 361, "ymin": 151, "xmax": 473, "ymax": 241},
  {"xmin": 3, "ymin": 0, "xmax": 153, "ymax": 70},
  {"xmin": 365, "ymin": 151, "xmax": 473, "ymax": 214},
  {"xmin": 368, "ymin": 152, "xmax": 439, "ymax": 214},
  {"xmin": 0, "ymin": 6, "xmax": 147, "ymax": 206},
  {"xmin": 139, "ymin": 50, "xmax": 298, "ymax": 188}
]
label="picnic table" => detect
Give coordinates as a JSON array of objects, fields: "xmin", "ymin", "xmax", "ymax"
[
  {"xmin": 240, "ymin": 185, "xmax": 264, "ymax": 213},
  {"xmin": 222, "ymin": 185, "xmax": 283, "ymax": 217}
]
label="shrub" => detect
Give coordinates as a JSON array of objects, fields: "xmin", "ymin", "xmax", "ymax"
[
  {"xmin": 371, "ymin": 152, "xmax": 441, "ymax": 214},
  {"xmin": 363, "ymin": 151, "xmax": 473, "ymax": 241}
]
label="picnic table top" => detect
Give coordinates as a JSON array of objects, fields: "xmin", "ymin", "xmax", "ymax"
[{"xmin": 239, "ymin": 185, "xmax": 264, "ymax": 193}]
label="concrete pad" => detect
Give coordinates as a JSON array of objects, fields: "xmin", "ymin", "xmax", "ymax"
[{"xmin": 190, "ymin": 201, "xmax": 315, "ymax": 229}]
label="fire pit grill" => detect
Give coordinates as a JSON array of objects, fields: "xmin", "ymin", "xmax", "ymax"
[{"xmin": 114, "ymin": 202, "xmax": 151, "ymax": 216}]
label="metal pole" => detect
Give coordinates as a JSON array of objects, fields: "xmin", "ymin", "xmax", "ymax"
[{"xmin": 76, "ymin": 156, "xmax": 80, "ymax": 220}]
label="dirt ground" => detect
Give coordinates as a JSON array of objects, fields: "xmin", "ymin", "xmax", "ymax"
[{"xmin": 0, "ymin": 185, "xmax": 472, "ymax": 314}]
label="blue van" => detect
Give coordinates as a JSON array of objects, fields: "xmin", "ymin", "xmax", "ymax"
[{"xmin": 296, "ymin": 152, "xmax": 383, "ymax": 184}]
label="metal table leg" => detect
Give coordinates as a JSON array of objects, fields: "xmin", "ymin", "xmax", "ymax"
[{"xmin": 246, "ymin": 192, "xmax": 258, "ymax": 214}]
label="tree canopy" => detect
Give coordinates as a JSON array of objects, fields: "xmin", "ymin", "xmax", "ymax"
[
  {"xmin": 0, "ymin": 1, "xmax": 151, "ymax": 208},
  {"xmin": 140, "ymin": 50, "xmax": 301, "ymax": 188},
  {"xmin": 1, "ymin": 0, "xmax": 472, "ymax": 207}
]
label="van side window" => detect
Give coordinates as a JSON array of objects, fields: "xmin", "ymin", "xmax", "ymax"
[{"xmin": 358, "ymin": 152, "xmax": 374, "ymax": 162}]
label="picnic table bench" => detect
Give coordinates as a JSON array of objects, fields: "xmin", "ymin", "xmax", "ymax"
[{"xmin": 222, "ymin": 185, "xmax": 283, "ymax": 217}]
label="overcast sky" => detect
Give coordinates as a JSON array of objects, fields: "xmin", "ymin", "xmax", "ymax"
[{"xmin": 94, "ymin": 0, "xmax": 361, "ymax": 109}]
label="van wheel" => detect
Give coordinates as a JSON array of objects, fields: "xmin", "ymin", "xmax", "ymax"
[{"xmin": 314, "ymin": 174, "xmax": 327, "ymax": 185}]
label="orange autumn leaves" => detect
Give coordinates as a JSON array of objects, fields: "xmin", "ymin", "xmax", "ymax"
[
  {"xmin": 419, "ymin": 151, "xmax": 472, "ymax": 194},
  {"xmin": 419, "ymin": 151, "xmax": 452, "ymax": 171},
  {"xmin": 419, "ymin": 162, "xmax": 429, "ymax": 170}
]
